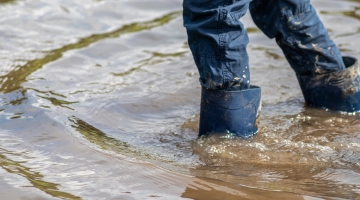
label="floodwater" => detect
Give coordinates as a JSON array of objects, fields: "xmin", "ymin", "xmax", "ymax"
[{"xmin": 0, "ymin": 0, "xmax": 360, "ymax": 199}]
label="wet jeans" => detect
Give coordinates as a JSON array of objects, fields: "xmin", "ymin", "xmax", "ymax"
[{"xmin": 183, "ymin": 0, "xmax": 345, "ymax": 90}]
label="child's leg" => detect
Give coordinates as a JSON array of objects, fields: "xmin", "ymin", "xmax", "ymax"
[
  {"xmin": 250, "ymin": 0, "xmax": 345, "ymax": 76},
  {"xmin": 183, "ymin": 0, "xmax": 261, "ymax": 137},
  {"xmin": 250, "ymin": 0, "xmax": 360, "ymax": 112},
  {"xmin": 183, "ymin": 0, "xmax": 252, "ymax": 90}
]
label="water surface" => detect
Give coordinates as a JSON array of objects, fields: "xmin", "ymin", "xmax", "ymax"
[{"xmin": 0, "ymin": 0, "xmax": 360, "ymax": 199}]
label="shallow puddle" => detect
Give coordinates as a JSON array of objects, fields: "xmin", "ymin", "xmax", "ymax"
[{"xmin": 0, "ymin": 0, "xmax": 360, "ymax": 199}]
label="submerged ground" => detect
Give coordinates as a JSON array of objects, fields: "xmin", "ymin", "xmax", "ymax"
[{"xmin": 0, "ymin": 0, "xmax": 360, "ymax": 199}]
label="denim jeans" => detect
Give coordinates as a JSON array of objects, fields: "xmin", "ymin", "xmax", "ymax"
[{"xmin": 183, "ymin": 0, "xmax": 345, "ymax": 90}]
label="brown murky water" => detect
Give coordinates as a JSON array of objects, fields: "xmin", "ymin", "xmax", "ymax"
[{"xmin": 1, "ymin": 0, "xmax": 360, "ymax": 199}]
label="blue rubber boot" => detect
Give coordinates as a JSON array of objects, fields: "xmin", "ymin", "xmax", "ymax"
[
  {"xmin": 199, "ymin": 86, "xmax": 261, "ymax": 138},
  {"xmin": 297, "ymin": 56, "xmax": 360, "ymax": 112}
]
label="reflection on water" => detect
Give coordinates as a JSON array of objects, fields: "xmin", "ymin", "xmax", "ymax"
[
  {"xmin": 0, "ymin": 148, "xmax": 80, "ymax": 199},
  {"xmin": 112, "ymin": 50, "xmax": 186, "ymax": 77},
  {"xmin": 0, "ymin": 11, "xmax": 180, "ymax": 93},
  {"xmin": 0, "ymin": 0, "xmax": 360, "ymax": 199}
]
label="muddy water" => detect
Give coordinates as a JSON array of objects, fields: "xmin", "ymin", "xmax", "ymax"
[{"xmin": 0, "ymin": 0, "xmax": 360, "ymax": 199}]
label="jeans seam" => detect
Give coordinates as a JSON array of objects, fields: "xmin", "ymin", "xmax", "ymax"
[
  {"xmin": 274, "ymin": 0, "xmax": 316, "ymax": 67},
  {"xmin": 218, "ymin": 2, "xmax": 230, "ymax": 88}
]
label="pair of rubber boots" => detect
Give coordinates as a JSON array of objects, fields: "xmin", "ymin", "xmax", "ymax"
[{"xmin": 199, "ymin": 56, "xmax": 360, "ymax": 138}]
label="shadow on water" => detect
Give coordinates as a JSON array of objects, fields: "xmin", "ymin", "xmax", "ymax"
[
  {"xmin": 0, "ymin": 11, "xmax": 181, "ymax": 94},
  {"xmin": 0, "ymin": 148, "xmax": 80, "ymax": 199}
]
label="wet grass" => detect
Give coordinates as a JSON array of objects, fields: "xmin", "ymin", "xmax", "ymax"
[
  {"xmin": 0, "ymin": 148, "xmax": 80, "ymax": 199},
  {"xmin": 0, "ymin": 11, "xmax": 181, "ymax": 94}
]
